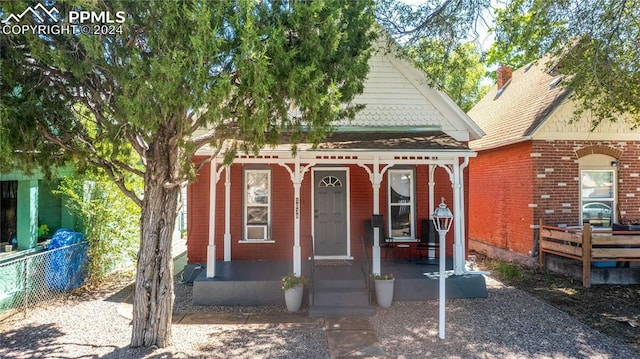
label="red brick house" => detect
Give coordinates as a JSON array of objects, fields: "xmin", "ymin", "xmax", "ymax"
[
  {"xmin": 467, "ymin": 61, "xmax": 640, "ymax": 264},
  {"xmin": 185, "ymin": 43, "xmax": 486, "ymax": 306}
]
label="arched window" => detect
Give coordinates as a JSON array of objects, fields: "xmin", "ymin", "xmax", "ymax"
[{"xmin": 319, "ymin": 176, "xmax": 342, "ymax": 187}]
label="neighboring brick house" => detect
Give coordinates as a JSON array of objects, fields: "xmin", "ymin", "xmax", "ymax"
[
  {"xmin": 467, "ymin": 61, "xmax": 640, "ymax": 264},
  {"xmin": 187, "ymin": 41, "xmax": 485, "ymax": 284}
]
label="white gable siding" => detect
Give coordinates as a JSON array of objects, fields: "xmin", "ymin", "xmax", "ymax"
[
  {"xmin": 336, "ymin": 48, "xmax": 483, "ymax": 142},
  {"xmin": 338, "ymin": 54, "xmax": 442, "ymax": 128},
  {"xmin": 532, "ymin": 100, "xmax": 640, "ymax": 141}
]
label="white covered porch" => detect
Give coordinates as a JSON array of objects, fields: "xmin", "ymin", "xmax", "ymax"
[{"xmin": 199, "ymin": 132, "xmax": 477, "ymax": 279}]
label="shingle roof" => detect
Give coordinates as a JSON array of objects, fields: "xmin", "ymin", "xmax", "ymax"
[
  {"xmin": 272, "ymin": 130, "xmax": 468, "ymax": 151},
  {"xmin": 468, "ymin": 60, "xmax": 570, "ymax": 150}
]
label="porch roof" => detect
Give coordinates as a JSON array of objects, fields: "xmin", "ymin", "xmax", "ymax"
[
  {"xmin": 196, "ymin": 130, "xmax": 473, "ymax": 158},
  {"xmin": 311, "ymin": 131, "xmax": 467, "ymax": 151}
]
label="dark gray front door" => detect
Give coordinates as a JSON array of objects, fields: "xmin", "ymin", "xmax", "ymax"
[{"xmin": 314, "ymin": 170, "xmax": 347, "ymax": 256}]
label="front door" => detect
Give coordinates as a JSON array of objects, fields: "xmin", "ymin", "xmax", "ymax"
[{"xmin": 313, "ymin": 170, "xmax": 348, "ymax": 257}]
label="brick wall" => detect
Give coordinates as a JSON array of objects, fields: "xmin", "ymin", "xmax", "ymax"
[
  {"xmin": 469, "ymin": 142, "xmax": 535, "ymax": 256},
  {"xmin": 468, "ymin": 139, "xmax": 640, "ymax": 260},
  {"xmin": 533, "ymin": 139, "xmax": 640, "ymax": 225},
  {"xmin": 186, "ymin": 157, "xmax": 211, "ymax": 264}
]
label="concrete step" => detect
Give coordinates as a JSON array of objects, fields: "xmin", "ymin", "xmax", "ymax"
[
  {"xmin": 311, "ymin": 287, "xmax": 370, "ymax": 307},
  {"xmin": 313, "ymin": 278, "xmax": 367, "ymax": 289},
  {"xmin": 308, "ymin": 305, "xmax": 375, "ymax": 317}
]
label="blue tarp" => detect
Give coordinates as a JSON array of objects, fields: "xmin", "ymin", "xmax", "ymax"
[{"xmin": 45, "ymin": 229, "xmax": 87, "ymax": 291}]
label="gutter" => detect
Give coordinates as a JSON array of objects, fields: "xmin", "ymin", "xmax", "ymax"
[{"xmin": 470, "ymin": 136, "xmax": 532, "ymax": 152}]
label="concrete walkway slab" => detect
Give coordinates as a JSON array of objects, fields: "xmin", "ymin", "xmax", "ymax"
[
  {"xmin": 326, "ymin": 329, "xmax": 386, "ymax": 358},
  {"xmin": 325, "ymin": 317, "xmax": 387, "ymax": 358},
  {"xmin": 325, "ymin": 317, "xmax": 374, "ymax": 331}
]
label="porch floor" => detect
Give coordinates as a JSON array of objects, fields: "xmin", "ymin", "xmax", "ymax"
[{"xmin": 192, "ymin": 258, "xmax": 487, "ymax": 307}]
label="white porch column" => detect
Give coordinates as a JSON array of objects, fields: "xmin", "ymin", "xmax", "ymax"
[
  {"xmin": 224, "ymin": 166, "xmax": 232, "ymax": 261},
  {"xmin": 292, "ymin": 158, "xmax": 303, "ymax": 275},
  {"xmin": 207, "ymin": 161, "xmax": 218, "ymax": 278},
  {"xmin": 279, "ymin": 158, "xmax": 312, "ymax": 276},
  {"xmin": 370, "ymin": 158, "xmax": 384, "ymax": 274},
  {"xmin": 459, "ymin": 157, "xmax": 470, "ymax": 272},
  {"xmin": 428, "ymin": 165, "xmax": 436, "ymax": 259},
  {"xmin": 452, "ymin": 160, "xmax": 464, "ymax": 275}
]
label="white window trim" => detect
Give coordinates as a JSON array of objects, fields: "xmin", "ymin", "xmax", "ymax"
[
  {"xmin": 243, "ymin": 168, "xmax": 272, "ymax": 241},
  {"xmin": 387, "ymin": 168, "xmax": 416, "ymax": 241},
  {"xmin": 579, "ymin": 169, "xmax": 616, "ymax": 229}
]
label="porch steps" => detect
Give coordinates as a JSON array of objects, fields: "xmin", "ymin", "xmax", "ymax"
[{"xmin": 308, "ymin": 277, "xmax": 374, "ymax": 317}]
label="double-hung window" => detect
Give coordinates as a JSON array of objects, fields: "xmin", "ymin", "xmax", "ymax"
[
  {"xmin": 580, "ymin": 170, "xmax": 615, "ymax": 228},
  {"xmin": 244, "ymin": 169, "xmax": 271, "ymax": 240},
  {"xmin": 388, "ymin": 169, "xmax": 415, "ymax": 239}
]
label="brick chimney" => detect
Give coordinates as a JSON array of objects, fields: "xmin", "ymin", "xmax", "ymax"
[{"xmin": 496, "ymin": 65, "xmax": 512, "ymax": 89}]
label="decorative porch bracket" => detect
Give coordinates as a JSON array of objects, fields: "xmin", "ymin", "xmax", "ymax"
[{"xmin": 279, "ymin": 158, "xmax": 315, "ymax": 276}]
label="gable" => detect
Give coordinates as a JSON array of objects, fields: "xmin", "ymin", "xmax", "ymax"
[
  {"xmin": 469, "ymin": 59, "xmax": 640, "ymax": 151},
  {"xmin": 331, "ymin": 41, "xmax": 484, "ymax": 143},
  {"xmin": 532, "ymin": 100, "xmax": 640, "ymax": 141}
]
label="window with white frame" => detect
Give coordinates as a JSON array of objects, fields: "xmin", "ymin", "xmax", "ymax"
[
  {"xmin": 581, "ymin": 169, "xmax": 615, "ymax": 228},
  {"xmin": 388, "ymin": 169, "xmax": 415, "ymax": 239},
  {"xmin": 244, "ymin": 169, "xmax": 271, "ymax": 240}
]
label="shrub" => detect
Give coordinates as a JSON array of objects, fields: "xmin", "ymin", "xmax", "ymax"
[
  {"xmin": 280, "ymin": 273, "xmax": 307, "ymax": 291},
  {"xmin": 55, "ymin": 174, "xmax": 140, "ymax": 282}
]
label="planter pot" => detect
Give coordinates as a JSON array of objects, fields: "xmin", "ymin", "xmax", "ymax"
[
  {"xmin": 284, "ymin": 285, "xmax": 304, "ymax": 312},
  {"xmin": 374, "ymin": 278, "xmax": 395, "ymax": 308}
]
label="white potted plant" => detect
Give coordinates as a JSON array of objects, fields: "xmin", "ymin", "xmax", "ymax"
[
  {"xmin": 280, "ymin": 273, "xmax": 307, "ymax": 312},
  {"xmin": 372, "ymin": 273, "xmax": 394, "ymax": 308}
]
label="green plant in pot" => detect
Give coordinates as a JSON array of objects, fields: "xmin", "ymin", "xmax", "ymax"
[{"xmin": 281, "ymin": 273, "xmax": 307, "ymax": 312}]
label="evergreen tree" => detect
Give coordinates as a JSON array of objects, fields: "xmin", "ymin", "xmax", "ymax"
[{"xmin": 0, "ymin": 0, "xmax": 375, "ymax": 347}]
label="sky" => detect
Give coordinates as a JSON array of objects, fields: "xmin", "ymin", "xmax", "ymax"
[{"xmin": 398, "ymin": 0, "xmax": 500, "ymax": 51}]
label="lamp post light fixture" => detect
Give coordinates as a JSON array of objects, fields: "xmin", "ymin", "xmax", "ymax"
[{"xmin": 432, "ymin": 197, "xmax": 453, "ymax": 340}]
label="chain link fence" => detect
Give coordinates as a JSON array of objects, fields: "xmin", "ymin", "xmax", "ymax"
[{"xmin": 0, "ymin": 242, "xmax": 87, "ymax": 321}]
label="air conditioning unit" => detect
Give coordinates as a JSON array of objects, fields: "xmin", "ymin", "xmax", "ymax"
[{"xmin": 246, "ymin": 225, "xmax": 268, "ymax": 240}]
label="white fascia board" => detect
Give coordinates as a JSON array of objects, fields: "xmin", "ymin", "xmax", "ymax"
[{"xmin": 219, "ymin": 149, "xmax": 477, "ymax": 166}]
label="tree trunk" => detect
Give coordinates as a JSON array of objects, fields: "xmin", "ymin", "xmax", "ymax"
[{"xmin": 130, "ymin": 125, "xmax": 180, "ymax": 348}]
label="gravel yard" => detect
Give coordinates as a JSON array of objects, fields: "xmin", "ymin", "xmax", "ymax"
[{"xmin": 1, "ymin": 273, "xmax": 638, "ymax": 358}]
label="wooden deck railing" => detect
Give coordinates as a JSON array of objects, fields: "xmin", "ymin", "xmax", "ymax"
[{"xmin": 539, "ymin": 219, "xmax": 640, "ymax": 287}]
